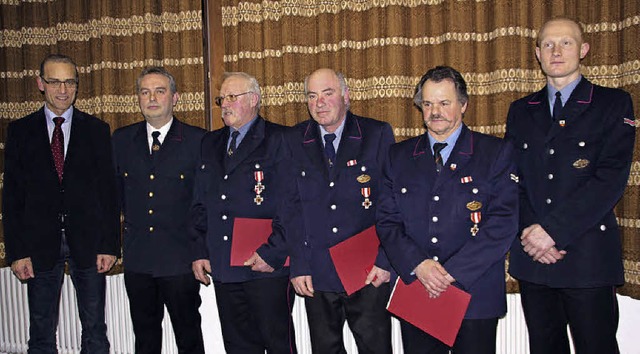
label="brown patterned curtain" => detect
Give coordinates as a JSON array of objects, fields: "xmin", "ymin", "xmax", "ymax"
[
  {"xmin": 215, "ymin": 0, "xmax": 640, "ymax": 298},
  {"xmin": 0, "ymin": 0, "xmax": 206, "ymax": 270}
]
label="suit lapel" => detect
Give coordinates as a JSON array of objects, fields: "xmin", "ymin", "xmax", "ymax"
[
  {"xmin": 410, "ymin": 133, "xmax": 439, "ymax": 187},
  {"xmin": 334, "ymin": 112, "xmax": 362, "ymax": 174},
  {"xmin": 32, "ymin": 108, "xmax": 59, "ymax": 183},
  {"xmin": 153, "ymin": 118, "xmax": 184, "ymax": 165},
  {"xmin": 524, "ymin": 88, "xmax": 553, "ymax": 136},
  {"xmin": 301, "ymin": 119, "xmax": 330, "ymax": 179},
  {"xmin": 225, "ymin": 116, "xmax": 266, "ymax": 174}
]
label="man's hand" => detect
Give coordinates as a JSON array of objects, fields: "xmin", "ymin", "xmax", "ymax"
[
  {"xmin": 537, "ymin": 247, "xmax": 568, "ymax": 264},
  {"xmin": 244, "ymin": 252, "xmax": 275, "ymax": 273},
  {"xmin": 291, "ymin": 275, "xmax": 314, "ymax": 297},
  {"xmin": 96, "ymin": 254, "xmax": 116, "ymax": 273},
  {"xmin": 414, "ymin": 259, "xmax": 454, "ymax": 298},
  {"xmin": 192, "ymin": 259, "xmax": 212, "ymax": 285},
  {"xmin": 521, "ymin": 224, "xmax": 556, "ymax": 261},
  {"xmin": 11, "ymin": 257, "xmax": 34, "ymax": 280},
  {"xmin": 365, "ymin": 265, "xmax": 391, "ymax": 287}
]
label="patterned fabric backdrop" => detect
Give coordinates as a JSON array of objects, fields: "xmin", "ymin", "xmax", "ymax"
[
  {"xmin": 214, "ymin": 0, "xmax": 640, "ymax": 297},
  {"xmin": 0, "ymin": 0, "xmax": 206, "ymax": 272},
  {"xmin": 1, "ymin": 0, "xmax": 639, "ymax": 298}
]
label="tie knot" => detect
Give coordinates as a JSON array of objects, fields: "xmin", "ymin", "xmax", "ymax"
[
  {"xmin": 152, "ymin": 131, "xmax": 161, "ymax": 139},
  {"xmin": 324, "ymin": 133, "xmax": 336, "ymax": 145},
  {"xmin": 53, "ymin": 117, "xmax": 65, "ymax": 126},
  {"xmin": 555, "ymin": 91, "xmax": 562, "ymax": 99},
  {"xmin": 231, "ymin": 130, "xmax": 240, "ymax": 139},
  {"xmin": 433, "ymin": 142, "xmax": 447, "ymax": 155}
]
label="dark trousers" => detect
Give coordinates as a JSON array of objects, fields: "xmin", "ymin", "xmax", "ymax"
[
  {"xmin": 304, "ymin": 284, "xmax": 392, "ymax": 354},
  {"xmin": 519, "ymin": 280, "xmax": 620, "ymax": 354},
  {"xmin": 27, "ymin": 257, "xmax": 109, "ymax": 354},
  {"xmin": 400, "ymin": 317, "xmax": 498, "ymax": 354},
  {"xmin": 124, "ymin": 271, "xmax": 204, "ymax": 354},
  {"xmin": 213, "ymin": 276, "xmax": 296, "ymax": 354}
]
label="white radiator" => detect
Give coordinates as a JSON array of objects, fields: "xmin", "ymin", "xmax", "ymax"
[{"xmin": 0, "ymin": 268, "xmax": 533, "ymax": 353}]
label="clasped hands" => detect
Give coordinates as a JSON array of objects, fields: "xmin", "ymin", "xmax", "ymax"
[
  {"xmin": 414, "ymin": 259, "xmax": 455, "ymax": 298},
  {"xmin": 521, "ymin": 224, "xmax": 567, "ymax": 264}
]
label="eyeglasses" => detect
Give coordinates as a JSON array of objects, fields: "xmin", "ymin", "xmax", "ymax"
[
  {"xmin": 214, "ymin": 92, "xmax": 251, "ymax": 106},
  {"xmin": 41, "ymin": 77, "xmax": 78, "ymax": 89}
]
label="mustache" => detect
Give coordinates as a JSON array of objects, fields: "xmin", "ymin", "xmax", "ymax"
[{"xmin": 428, "ymin": 114, "xmax": 447, "ymax": 121}]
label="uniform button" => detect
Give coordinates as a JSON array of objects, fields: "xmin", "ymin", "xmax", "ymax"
[
  {"xmin": 401, "ymin": 188, "xmax": 407, "ymax": 194},
  {"xmin": 432, "ymin": 216, "xmax": 438, "ymax": 222},
  {"xmin": 180, "ymin": 174, "xmax": 184, "ymax": 180},
  {"xmin": 549, "ymin": 148, "xmax": 555, "ymax": 155},
  {"xmin": 329, "ymin": 182, "xmax": 335, "ymax": 187},
  {"xmin": 149, "ymin": 226, "xmax": 154, "ymax": 232},
  {"xmin": 301, "ymin": 171, "xmax": 306, "ymax": 177},
  {"xmin": 523, "ymin": 143, "xmax": 528, "ymax": 149},
  {"xmin": 600, "ymin": 224, "xmax": 606, "ymax": 231},
  {"xmin": 124, "ymin": 172, "xmax": 128, "ymax": 177},
  {"xmin": 304, "ymin": 241, "xmax": 308, "ymax": 246},
  {"xmin": 546, "ymin": 198, "xmax": 552, "ymax": 204},
  {"xmin": 431, "ymin": 237, "xmax": 438, "ymax": 243},
  {"xmin": 224, "ymin": 175, "xmax": 228, "ymax": 180},
  {"xmin": 221, "ymin": 194, "xmax": 227, "ymax": 200},
  {"xmin": 222, "ymin": 215, "xmax": 228, "ymax": 220},
  {"xmin": 332, "ymin": 227, "xmax": 338, "ymax": 233},
  {"xmin": 148, "ymin": 192, "xmax": 154, "ymax": 198},
  {"xmin": 150, "ymin": 174, "xmax": 155, "ymax": 180},
  {"xmin": 433, "ymin": 195, "xmax": 440, "ymax": 201},
  {"xmin": 432, "ymin": 256, "xmax": 439, "ymax": 262},
  {"xmin": 361, "ymin": 166, "xmax": 367, "ymax": 172},
  {"xmin": 223, "ymin": 235, "xmax": 229, "ymax": 241},
  {"xmin": 201, "ymin": 164, "xmax": 205, "ymax": 170},
  {"xmin": 548, "ymin": 174, "xmax": 554, "ymax": 180},
  {"xmin": 148, "ymin": 209, "xmax": 153, "ymax": 215},
  {"xmin": 579, "ymin": 141, "xmax": 586, "ymax": 147},
  {"xmin": 331, "ymin": 204, "xmax": 337, "ymax": 210},
  {"xmin": 255, "ymin": 163, "xmax": 261, "ymax": 169},
  {"xmin": 472, "ymin": 188, "xmax": 478, "ymax": 194}
]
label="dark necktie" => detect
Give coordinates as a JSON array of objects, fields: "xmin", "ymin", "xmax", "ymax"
[
  {"xmin": 324, "ymin": 133, "xmax": 337, "ymax": 168},
  {"xmin": 553, "ymin": 91, "xmax": 563, "ymax": 122},
  {"xmin": 228, "ymin": 130, "xmax": 240, "ymax": 156},
  {"xmin": 51, "ymin": 117, "xmax": 65, "ymax": 182},
  {"xmin": 151, "ymin": 131, "xmax": 161, "ymax": 157},
  {"xmin": 433, "ymin": 142, "xmax": 448, "ymax": 173}
]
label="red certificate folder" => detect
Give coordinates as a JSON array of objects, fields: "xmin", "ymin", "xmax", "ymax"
[
  {"xmin": 386, "ymin": 278, "xmax": 471, "ymax": 347},
  {"xmin": 230, "ymin": 217, "xmax": 289, "ymax": 267},
  {"xmin": 329, "ymin": 226, "xmax": 380, "ymax": 296}
]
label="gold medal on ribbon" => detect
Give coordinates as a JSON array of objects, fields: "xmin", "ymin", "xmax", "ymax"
[
  {"xmin": 361, "ymin": 187, "xmax": 372, "ymax": 209},
  {"xmin": 254, "ymin": 170, "xmax": 265, "ymax": 205},
  {"xmin": 470, "ymin": 212, "xmax": 481, "ymax": 236}
]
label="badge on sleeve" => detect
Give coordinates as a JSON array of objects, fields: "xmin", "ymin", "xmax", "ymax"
[{"xmin": 623, "ymin": 118, "xmax": 636, "ymax": 127}]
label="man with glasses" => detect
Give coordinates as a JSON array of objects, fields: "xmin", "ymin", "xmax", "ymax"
[
  {"xmin": 190, "ymin": 72, "xmax": 296, "ymax": 354},
  {"xmin": 3, "ymin": 54, "xmax": 119, "ymax": 353},
  {"xmin": 112, "ymin": 66, "xmax": 206, "ymax": 354}
]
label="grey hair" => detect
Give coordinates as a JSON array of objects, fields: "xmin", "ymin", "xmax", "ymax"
[{"xmin": 223, "ymin": 72, "xmax": 262, "ymax": 110}]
